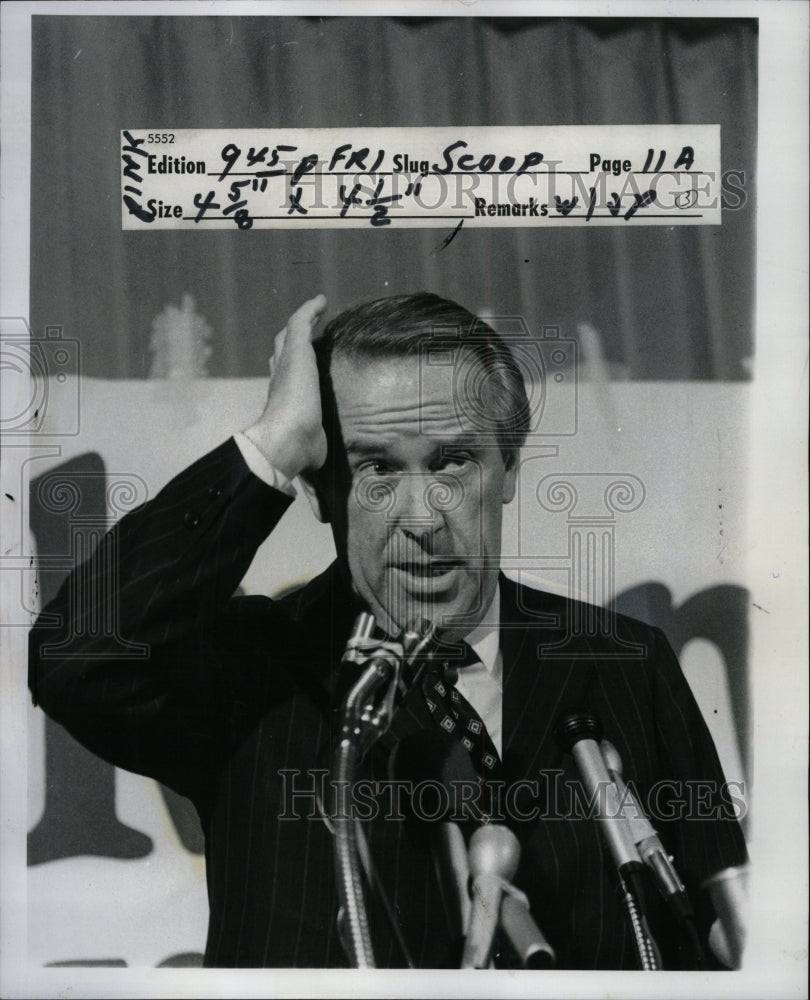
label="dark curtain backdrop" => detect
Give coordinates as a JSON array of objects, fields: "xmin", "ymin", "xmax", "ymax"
[{"xmin": 30, "ymin": 15, "xmax": 756, "ymax": 379}]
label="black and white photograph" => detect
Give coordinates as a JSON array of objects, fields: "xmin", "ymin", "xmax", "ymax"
[{"xmin": 0, "ymin": 2, "xmax": 806, "ymax": 998}]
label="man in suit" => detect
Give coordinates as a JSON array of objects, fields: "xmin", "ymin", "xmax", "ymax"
[{"xmin": 29, "ymin": 291, "xmax": 748, "ymax": 970}]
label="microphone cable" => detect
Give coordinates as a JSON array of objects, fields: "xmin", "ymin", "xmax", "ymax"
[
  {"xmin": 621, "ymin": 867, "xmax": 661, "ymax": 971},
  {"xmin": 313, "ymin": 733, "xmax": 416, "ymax": 968}
]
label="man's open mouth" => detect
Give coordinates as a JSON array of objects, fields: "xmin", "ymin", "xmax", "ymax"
[
  {"xmin": 391, "ymin": 559, "xmax": 463, "ymax": 579},
  {"xmin": 400, "ymin": 563, "xmax": 449, "ymax": 578}
]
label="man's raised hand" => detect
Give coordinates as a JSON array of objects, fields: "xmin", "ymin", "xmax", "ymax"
[{"xmin": 243, "ymin": 294, "xmax": 328, "ymax": 480}]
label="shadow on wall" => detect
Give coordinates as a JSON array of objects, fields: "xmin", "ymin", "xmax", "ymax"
[
  {"xmin": 27, "ymin": 454, "xmax": 204, "ymax": 865},
  {"xmin": 614, "ymin": 582, "xmax": 750, "ymax": 781}
]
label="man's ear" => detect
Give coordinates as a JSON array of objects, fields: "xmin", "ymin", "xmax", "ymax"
[
  {"xmin": 300, "ymin": 472, "xmax": 330, "ymax": 524},
  {"xmin": 502, "ymin": 458, "xmax": 518, "ymax": 505}
]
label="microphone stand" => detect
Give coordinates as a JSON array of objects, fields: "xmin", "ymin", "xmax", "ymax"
[{"xmin": 332, "ymin": 613, "xmax": 435, "ymax": 968}]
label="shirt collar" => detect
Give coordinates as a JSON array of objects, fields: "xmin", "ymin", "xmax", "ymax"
[{"xmin": 463, "ymin": 585, "xmax": 501, "ymax": 681}]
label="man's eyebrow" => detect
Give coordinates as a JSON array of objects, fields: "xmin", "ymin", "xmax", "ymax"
[
  {"xmin": 343, "ymin": 434, "xmax": 480, "ymax": 457},
  {"xmin": 343, "ymin": 439, "xmax": 391, "ymax": 457},
  {"xmin": 437, "ymin": 435, "xmax": 480, "ymax": 451}
]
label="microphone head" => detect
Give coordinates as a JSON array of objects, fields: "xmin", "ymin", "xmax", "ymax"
[
  {"xmin": 467, "ymin": 824, "xmax": 521, "ymax": 882},
  {"xmin": 554, "ymin": 710, "xmax": 603, "ymax": 752},
  {"xmin": 401, "ymin": 617, "xmax": 437, "ymax": 663},
  {"xmin": 399, "ymin": 618, "xmax": 441, "ymax": 692}
]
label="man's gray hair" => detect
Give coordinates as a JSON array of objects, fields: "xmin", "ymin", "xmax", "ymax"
[{"xmin": 316, "ymin": 292, "xmax": 531, "ymax": 469}]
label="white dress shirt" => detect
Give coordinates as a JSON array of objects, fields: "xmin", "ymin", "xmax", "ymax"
[
  {"xmin": 235, "ymin": 431, "xmax": 297, "ymax": 497},
  {"xmin": 453, "ymin": 589, "xmax": 503, "ymax": 757}
]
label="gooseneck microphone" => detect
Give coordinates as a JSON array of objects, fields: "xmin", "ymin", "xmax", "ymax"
[{"xmin": 333, "ymin": 614, "xmax": 438, "ymax": 968}]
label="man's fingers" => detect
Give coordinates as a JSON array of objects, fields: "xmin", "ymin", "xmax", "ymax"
[
  {"xmin": 285, "ymin": 293, "xmax": 328, "ymax": 350},
  {"xmin": 267, "ymin": 294, "xmax": 327, "ymax": 382},
  {"xmin": 269, "ymin": 327, "xmax": 287, "ymax": 372}
]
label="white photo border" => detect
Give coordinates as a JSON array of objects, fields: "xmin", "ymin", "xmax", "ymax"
[{"xmin": 1, "ymin": 2, "xmax": 807, "ymax": 998}]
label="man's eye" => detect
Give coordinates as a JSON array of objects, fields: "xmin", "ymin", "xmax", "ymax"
[
  {"xmin": 359, "ymin": 460, "xmax": 394, "ymax": 475},
  {"xmin": 435, "ymin": 454, "xmax": 471, "ymax": 471}
]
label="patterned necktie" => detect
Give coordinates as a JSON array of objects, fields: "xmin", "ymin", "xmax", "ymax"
[{"xmin": 420, "ymin": 643, "xmax": 503, "ymax": 815}]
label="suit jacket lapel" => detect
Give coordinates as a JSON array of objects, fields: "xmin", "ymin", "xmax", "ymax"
[{"xmin": 500, "ymin": 575, "xmax": 599, "ymax": 782}]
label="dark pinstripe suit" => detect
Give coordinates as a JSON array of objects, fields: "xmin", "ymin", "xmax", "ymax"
[{"xmin": 29, "ymin": 439, "xmax": 747, "ymax": 969}]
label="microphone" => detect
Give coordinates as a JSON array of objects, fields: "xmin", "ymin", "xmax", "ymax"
[
  {"xmin": 440, "ymin": 740, "xmax": 556, "ymax": 969},
  {"xmin": 600, "ymin": 738, "xmax": 693, "ymax": 921},
  {"xmin": 400, "ymin": 617, "xmax": 439, "ymax": 670},
  {"xmin": 338, "ymin": 615, "xmax": 439, "ymax": 748},
  {"xmin": 462, "ymin": 824, "xmax": 556, "ymax": 970},
  {"xmin": 556, "ymin": 710, "xmax": 669, "ymax": 970},
  {"xmin": 391, "ymin": 731, "xmax": 555, "ymax": 969},
  {"xmin": 555, "ymin": 711, "xmax": 644, "ymax": 878},
  {"xmin": 556, "ymin": 710, "xmax": 709, "ymax": 970},
  {"xmin": 425, "ymin": 736, "xmax": 528, "ymax": 968},
  {"xmin": 463, "ymin": 824, "xmax": 520, "ymax": 968},
  {"xmin": 500, "ymin": 893, "xmax": 555, "ymax": 970}
]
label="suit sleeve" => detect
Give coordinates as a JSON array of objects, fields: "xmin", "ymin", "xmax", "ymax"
[
  {"xmin": 28, "ymin": 437, "xmax": 295, "ymax": 802},
  {"xmin": 648, "ymin": 626, "xmax": 749, "ymax": 889}
]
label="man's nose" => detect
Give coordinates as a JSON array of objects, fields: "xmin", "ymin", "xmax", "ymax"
[{"xmin": 392, "ymin": 473, "xmax": 459, "ymax": 536}]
